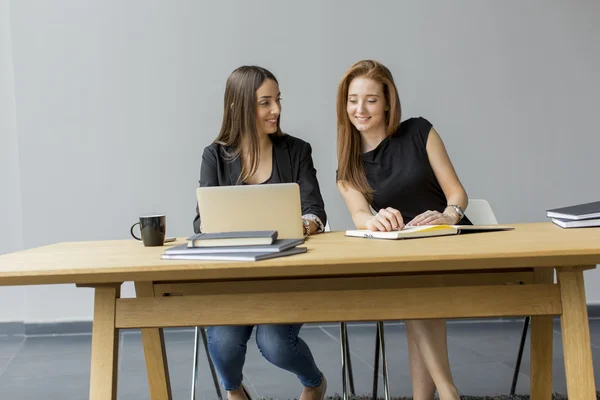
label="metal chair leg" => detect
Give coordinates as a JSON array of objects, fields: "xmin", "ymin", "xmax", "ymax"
[
  {"xmin": 191, "ymin": 327, "xmax": 201, "ymax": 400},
  {"xmin": 340, "ymin": 322, "xmax": 349, "ymax": 400},
  {"xmin": 377, "ymin": 321, "xmax": 390, "ymax": 400},
  {"xmin": 344, "ymin": 324, "xmax": 356, "ymax": 395},
  {"xmin": 510, "ymin": 316, "xmax": 530, "ymax": 396},
  {"xmin": 372, "ymin": 323, "xmax": 381, "ymax": 400},
  {"xmin": 191, "ymin": 327, "xmax": 223, "ymax": 400}
]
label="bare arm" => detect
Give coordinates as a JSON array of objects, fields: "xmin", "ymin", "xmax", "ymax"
[
  {"xmin": 409, "ymin": 127, "xmax": 468, "ymax": 225},
  {"xmin": 426, "ymin": 127, "xmax": 468, "ymax": 214},
  {"xmin": 337, "ymin": 180, "xmax": 403, "ymax": 231}
]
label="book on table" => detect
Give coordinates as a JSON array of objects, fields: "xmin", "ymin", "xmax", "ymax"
[
  {"xmin": 546, "ymin": 201, "xmax": 600, "ymax": 220},
  {"xmin": 550, "ymin": 217, "xmax": 600, "ymax": 229},
  {"xmin": 161, "ymin": 246, "xmax": 307, "ymax": 261},
  {"xmin": 165, "ymin": 238, "xmax": 304, "ymax": 255},
  {"xmin": 345, "ymin": 225, "xmax": 513, "ymax": 240},
  {"xmin": 187, "ymin": 230, "xmax": 278, "ymax": 247},
  {"xmin": 161, "ymin": 231, "xmax": 307, "ymax": 261}
]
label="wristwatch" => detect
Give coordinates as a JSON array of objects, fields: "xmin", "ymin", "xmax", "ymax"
[
  {"xmin": 447, "ymin": 204, "xmax": 465, "ymax": 223},
  {"xmin": 302, "ymin": 218, "xmax": 311, "ymax": 236}
]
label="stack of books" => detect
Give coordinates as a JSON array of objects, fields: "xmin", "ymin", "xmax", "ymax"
[
  {"xmin": 160, "ymin": 230, "xmax": 307, "ymax": 261},
  {"xmin": 546, "ymin": 200, "xmax": 600, "ymax": 228}
]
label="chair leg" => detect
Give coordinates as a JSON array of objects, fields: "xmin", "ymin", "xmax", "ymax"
[
  {"xmin": 372, "ymin": 323, "xmax": 380, "ymax": 400},
  {"xmin": 191, "ymin": 327, "xmax": 201, "ymax": 400},
  {"xmin": 510, "ymin": 316, "xmax": 530, "ymax": 397},
  {"xmin": 344, "ymin": 325, "xmax": 356, "ymax": 395},
  {"xmin": 200, "ymin": 327, "xmax": 223, "ymax": 400},
  {"xmin": 377, "ymin": 321, "xmax": 390, "ymax": 400},
  {"xmin": 340, "ymin": 322, "xmax": 349, "ymax": 400}
]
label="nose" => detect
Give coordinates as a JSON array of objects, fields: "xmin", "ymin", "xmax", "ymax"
[
  {"xmin": 357, "ymin": 101, "xmax": 367, "ymax": 113},
  {"xmin": 270, "ymin": 102, "xmax": 281, "ymax": 115}
]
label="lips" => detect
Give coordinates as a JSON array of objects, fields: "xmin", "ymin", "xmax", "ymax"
[
  {"xmin": 355, "ymin": 116, "xmax": 371, "ymax": 123},
  {"xmin": 265, "ymin": 118, "xmax": 278, "ymax": 124}
]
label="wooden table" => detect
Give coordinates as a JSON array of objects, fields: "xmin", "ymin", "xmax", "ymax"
[{"xmin": 0, "ymin": 222, "xmax": 598, "ymax": 399}]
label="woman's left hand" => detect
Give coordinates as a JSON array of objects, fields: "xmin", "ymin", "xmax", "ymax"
[{"xmin": 407, "ymin": 210, "xmax": 457, "ymax": 226}]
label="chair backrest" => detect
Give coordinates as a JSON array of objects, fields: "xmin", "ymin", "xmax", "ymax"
[
  {"xmin": 466, "ymin": 199, "xmax": 498, "ymax": 225},
  {"xmin": 324, "ymin": 221, "xmax": 331, "ymax": 232}
]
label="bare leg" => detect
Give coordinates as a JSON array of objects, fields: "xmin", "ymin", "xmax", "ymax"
[
  {"xmin": 406, "ymin": 322, "xmax": 436, "ymax": 400},
  {"xmin": 405, "ymin": 319, "xmax": 459, "ymax": 400}
]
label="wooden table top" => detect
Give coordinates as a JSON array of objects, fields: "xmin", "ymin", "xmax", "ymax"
[{"xmin": 1, "ymin": 223, "xmax": 599, "ymax": 286}]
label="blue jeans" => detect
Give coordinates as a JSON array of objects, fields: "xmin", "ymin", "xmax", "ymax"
[{"xmin": 206, "ymin": 324, "xmax": 322, "ymax": 390}]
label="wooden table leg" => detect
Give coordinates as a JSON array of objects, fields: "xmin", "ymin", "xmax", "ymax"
[
  {"xmin": 530, "ymin": 268, "xmax": 553, "ymax": 400},
  {"xmin": 89, "ymin": 285, "xmax": 120, "ymax": 400},
  {"xmin": 135, "ymin": 282, "xmax": 173, "ymax": 400},
  {"xmin": 557, "ymin": 267, "xmax": 596, "ymax": 400}
]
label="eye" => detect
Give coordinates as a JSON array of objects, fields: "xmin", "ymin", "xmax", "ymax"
[{"xmin": 348, "ymin": 99, "xmax": 357, "ymax": 104}]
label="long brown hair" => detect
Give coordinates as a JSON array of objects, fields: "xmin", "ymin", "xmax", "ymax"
[
  {"xmin": 336, "ymin": 60, "xmax": 401, "ymax": 202},
  {"xmin": 214, "ymin": 66, "xmax": 283, "ymax": 183}
]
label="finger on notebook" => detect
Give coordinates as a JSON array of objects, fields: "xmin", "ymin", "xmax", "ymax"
[
  {"xmin": 420, "ymin": 210, "xmax": 440, "ymax": 225},
  {"xmin": 376, "ymin": 213, "xmax": 393, "ymax": 231},
  {"xmin": 420, "ymin": 216, "xmax": 437, "ymax": 225},
  {"xmin": 386, "ymin": 207, "xmax": 404, "ymax": 230},
  {"xmin": 410, "ymin": 213, "xmax": 427, "ymax": 225},
  {"xmin": 378, "ymin": 209, "xmax": 398, "ymax": 230},
  {"xmin": 372, "ymin": 219, "xmax": 386, "ymax": 231}
]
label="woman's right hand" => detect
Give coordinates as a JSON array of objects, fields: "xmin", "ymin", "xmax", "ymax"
[{"xmin": 366, "ymin": 208, "xmax": 404, "ymax": 231}]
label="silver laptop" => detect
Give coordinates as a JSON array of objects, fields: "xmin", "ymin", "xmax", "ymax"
[{"xmin": 196, "ymin": 183, "xmax": 304, "ymax": 239}]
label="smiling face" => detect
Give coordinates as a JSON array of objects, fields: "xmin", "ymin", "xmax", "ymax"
[
  {"xmin": 255, "ymin": 78, "xmax": 281, "ymax": 136},
  {"xmin": 346, "ymin": 76, "xmax": 389, "ymax": 136}
]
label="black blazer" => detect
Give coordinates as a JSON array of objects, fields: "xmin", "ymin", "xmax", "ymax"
[{"xmin": 193, "ymin": 134, "xmax": 327, "ymax": 233}]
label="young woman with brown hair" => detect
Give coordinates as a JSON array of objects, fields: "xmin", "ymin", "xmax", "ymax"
[
  {"xmin": 194, "ymin": 65, "xmax": 327, "ymax": 400},
  {"xmin": 336, "ymin": 59, "xmax": 471, "ymax": 400}
]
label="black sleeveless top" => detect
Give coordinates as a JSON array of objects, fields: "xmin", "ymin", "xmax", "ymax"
[{"xmin": 363, "ymin": 117, "xmax": 472, "ymax": 225}]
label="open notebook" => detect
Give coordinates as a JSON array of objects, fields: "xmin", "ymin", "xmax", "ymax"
[{"xmin": 345, "ymin": 225, "xmax": 513, "ymax": 240}]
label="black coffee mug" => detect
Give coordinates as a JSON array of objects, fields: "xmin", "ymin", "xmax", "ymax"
[{"xmin": 130, "ymin": 215, "xmax": 166, "ymax": 247}]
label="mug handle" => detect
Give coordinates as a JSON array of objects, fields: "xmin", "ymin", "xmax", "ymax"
[{"xmin": 130, "ymin": 222, "xmax": 142, "ymax": 241}]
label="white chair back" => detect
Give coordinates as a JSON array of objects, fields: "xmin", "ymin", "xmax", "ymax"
[{"xmin": 466, "ymin": 199, "xmax": 498, "ymax": 225}]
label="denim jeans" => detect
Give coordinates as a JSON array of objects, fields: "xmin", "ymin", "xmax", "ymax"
[{"xmin": 206, "ymin": 324, "xmax": 322, "ymax": 390}]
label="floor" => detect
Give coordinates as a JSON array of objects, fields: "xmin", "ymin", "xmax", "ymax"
[{"xmin": 1, "ymin": 319, "xmax": 599, "ymax": 399}]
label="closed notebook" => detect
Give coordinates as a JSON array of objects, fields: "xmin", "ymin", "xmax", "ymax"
[
  {"xmin": 161, "ymin": 246, "xmax": 307, "ymax": 261},
  {"xmin": 345, "ymin": 225, "xmax": 513, "ymax": 240},
  {"xmin": 546, "ymin": 201, "xmax": 600, "ymax": 220},
  {"xmin": 551, "ymin": 218, "xmax": 600, "ymax": 229},
  {"xmin": 165, "ymin": 239, "xmax": 304, "ymax": 255},
  {"xmin": 187, "ymin": 230, "xmax": 277, "ymax": 247}
]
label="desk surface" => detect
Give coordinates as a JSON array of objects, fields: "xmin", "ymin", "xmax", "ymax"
[{"xmin": 1, "ymin": 222, "xmax": 599, "ymax": 286}]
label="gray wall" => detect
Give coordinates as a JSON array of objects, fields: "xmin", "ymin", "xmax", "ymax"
[
  {"xmin": 1, "ymin": 0, "xmax": 600, "ymax": 323},
  {"xmin": 0, "ymin": 0, "xmax": 25, "ymax": 322}
]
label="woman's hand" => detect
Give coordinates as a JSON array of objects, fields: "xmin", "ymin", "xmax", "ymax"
[
  {"xmin": 407, "ymin": 210, "xmax": 458, "ymax": 226},
  {"xmin": 366, "ymin": 208, "xmax": 404, "ymax": 231}
]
